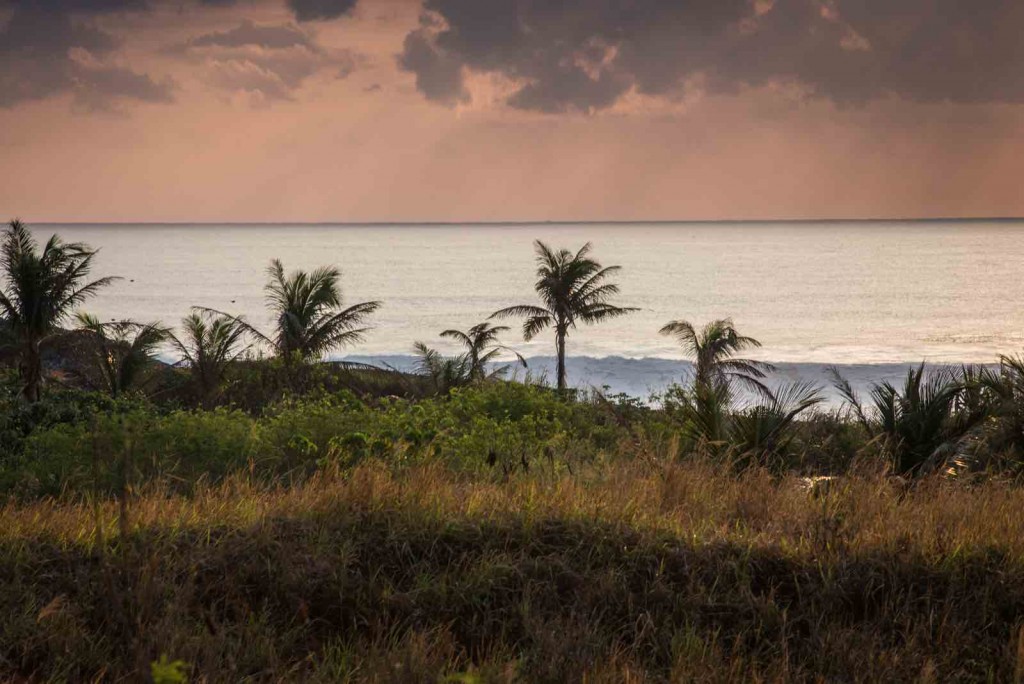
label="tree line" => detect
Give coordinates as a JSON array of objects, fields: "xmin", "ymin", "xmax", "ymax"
[
  {"xmin": 0, "ymin": 219, "xmax": 764, "ymax": 401},
  {"xmin": 8, "ymin": 218, "xmax": 1024, "ymax": 478}
]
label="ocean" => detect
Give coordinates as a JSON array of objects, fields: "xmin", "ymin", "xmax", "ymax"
[{"xmin": 33, "ymin": 220, "xmax": 1024, "ymax": 402}]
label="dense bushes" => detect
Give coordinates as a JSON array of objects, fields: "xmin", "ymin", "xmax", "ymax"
[
  {"xmin": 4, "ymin": 408, "xmax": 256, "ymax": 497},
  {"xmin": 0, "ymin": 381, "xmax": 639, "ymax": 499},
  {"xmin": 9, "ymin": 356, "xmax": 1024, "ymax": 503},
  {"xmin": 0, "ymin": 372, "xmax": 148, "ymax": 460}
]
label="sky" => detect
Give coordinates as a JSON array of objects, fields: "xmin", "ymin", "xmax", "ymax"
[{"xmin": 1, "ymin": 0, "xmax": 1024, "ymax": 222}]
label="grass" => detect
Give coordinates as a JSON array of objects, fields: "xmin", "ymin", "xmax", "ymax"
[{"xmin": 4, "ymin": 459, "xmax": 1024, "ymax": 682}]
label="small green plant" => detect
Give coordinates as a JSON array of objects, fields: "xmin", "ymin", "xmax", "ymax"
[{"xmin": 150, "ymin": 655, "xmax": 188, "ymax": 684}]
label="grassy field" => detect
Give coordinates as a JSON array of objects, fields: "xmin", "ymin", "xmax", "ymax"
[{"xmin": 4, "ymin": 460, "xmax": 1024, "ymax": 682}]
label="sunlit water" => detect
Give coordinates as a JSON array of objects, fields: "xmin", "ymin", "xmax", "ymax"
[{"xmin": 34, "ymin": 221, "xmax": 1024, "ymax": 399}]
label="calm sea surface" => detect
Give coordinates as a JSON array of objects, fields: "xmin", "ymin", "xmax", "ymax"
[{"xmin": 34, "ymin": 221, "xmax": 1024, "ymax": 397}]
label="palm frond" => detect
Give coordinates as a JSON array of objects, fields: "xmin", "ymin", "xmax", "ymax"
[
  {"xmin": 826, "ymin": 365, "xmax": 871, "ymax": 430},
  {"xmin": 490, "ymin": 304, "xmax": 550, "ymax": 320},
  {"xmin": 193, "ymin": 306, "xmax": 272, "ymax": 348},
  {"xmin": 730, "ymin": 380, "xmax": 822, "ymax": 465}
]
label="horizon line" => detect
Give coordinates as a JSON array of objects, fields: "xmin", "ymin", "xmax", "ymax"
[{"xmin": 26, "ymin": 216, "xmax": 1024, "ymax": 226}]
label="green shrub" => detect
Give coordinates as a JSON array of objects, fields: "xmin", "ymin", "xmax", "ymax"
[
  {"xmin": 5, "ymin": 409, "xmax": 257, "ymax": 498},
  {"xmin": 0, "ymin": 381, "xmax": 637, "ymax": 499},
  {"xmin": 0, "ymin": 372, "xmax": 149, "ymax": 463}
]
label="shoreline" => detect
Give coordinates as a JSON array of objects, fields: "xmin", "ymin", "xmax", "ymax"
[{"xmin": 338, "ymin": 354, "xmax": 999, "ymax": 405}]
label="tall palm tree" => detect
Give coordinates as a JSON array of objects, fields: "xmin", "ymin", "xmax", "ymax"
[
  {"xmin": 491, "ymin": 241, "xmax": 636, "ymax": 391},
  {"xmin": 170, "ymin": 311, "xmax": 250, "ymax": 408},
  {"xmin": 204, "ymin": 259, "xmax": 381, "ymax": 364},
  {"xmin": 73, "ymin": 313, "xmax": 169, "ymax": 397},
  {"xmin": 0, "ymin": 220, "xmax": 117, "ymax": 401},
  {"xmin": 659, "ymin": 319, "xmax": 775, "ymax": 399},
  {"xmin": 440, "ymin": 321, "xmax": 526, "ymax": 381}
]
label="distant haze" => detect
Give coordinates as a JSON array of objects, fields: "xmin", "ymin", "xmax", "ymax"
[{"xmin": 3, "ymin": 0, "xmax": 1024, "ymax": 222}]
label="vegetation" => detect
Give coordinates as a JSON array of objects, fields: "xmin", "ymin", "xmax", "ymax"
[
  {"xmin": 169, "ymin": 311, "xmax": 251, "ymax": 408},
  {"xmin": 72, "ymin": 313, "xmax": 170, "ymax": 397},
  {"xmin": 9, "ymin": 219, "xmax": 1024, "ymax": 680},
  {"xmin": 0, "ymin": 220, "xmax": 116, "ymax": 401},
  {"xmin": 5, "ymin": 460, "xmax": 1024, "ymax": 682},
  {"xmin": 660, "ymin": 318, "xmax": 774, "ymax": 398},
  {"xmin": 412, "ymin": 322, "xmax": 527, "ymax": 394},
  {"xmin": 440, "ymin": 321, "xmax": 526, "ymax": 382},
  {"xmin": 492, "ymin": 240, "xmax": 636, "ymax": 390},
  {"xmin": 204, "ymin": 258, "xmax": 381, "ymax": 365},
  {"xmin": 830, "ymin": 364, "xmax": 990, "ymax": 476}
]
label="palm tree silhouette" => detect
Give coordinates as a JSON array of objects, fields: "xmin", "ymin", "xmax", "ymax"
[
  {"xmin": 412, "ymin": 341, "xmax": 471, "ymax": 394},
  {"xmin": 74, "ymin": 313, "xmax": 169, "ymax": 397},
  {"xmin": 170, "ymin": 311, "xmax": 251, "ymax": 408},
  {"xmin": 202, "ymin": 259, "xmax": 381, "ymax": 364},
  {"xmin": 659, "ymin": 318, "xmax": 774, "ymax": 399},
  {"xmin": 492, "ymin": 241, "xmax": 635, "ymax": 391},
  {"xmin": 830, "ymin": 364, "xmax": 985, "ymax": 477},
  {"xmin": 440, "ymin": 321, "xmax": 526, "ymax": 381},
  {"xmin": 0, "ymin": 220, "xmax": 116, "ymax": 401}
]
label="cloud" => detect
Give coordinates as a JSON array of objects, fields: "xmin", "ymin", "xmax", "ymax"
[
  {"xmin": 176, "ymin": 20, "xmax": 358, "ymax": 101},
  {"xmin": 207, "ymin": 59, "xmax": 294, "ymax": 101},
  {"xmin": 398, "ymin": 0, "xmax": 1024, "ymax": 113},
  {"xmin": 397, "ymin": 29, "xmax": 468, "ymax": 106},
  {"xmin": 286, "ymin": 0, "xmax": 357, "ymax": 22},
  {"xmin": 70, "ymin": 53, "xmax": 175, "ymax": 110},
  {"xmin": 185, "ymin": 19, "xmax": 314, "ymax": 50},
  {"xmin": 0, "ymin": 3, "xmax": 173, "ymax": 108},
  {"xmin": 2, "ymin": 0, "xmax": 147, "ymax": 11}
]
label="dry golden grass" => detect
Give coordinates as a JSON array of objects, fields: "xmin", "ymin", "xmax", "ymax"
[
  {"xmin": 3, "ymin": 460, "xmax": 1024, "ymax": 682},
  {"xmin": 5, "ymin": 460, "xmax": 1023, "ymax": 561}
]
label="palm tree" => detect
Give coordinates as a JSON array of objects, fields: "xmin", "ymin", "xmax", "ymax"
[
  {"xmin": 666, "ymin": 378, "xmax": 821, "ymax": 468},
  {"xmin": 73, "ymin": 313, "xmax": 169, "ymax": 397},
  {"xmin": 440, "ymin": 321, "xmax": 526, "ymax": 381},
  {"xmin": 170, "ymin": 311, "xmax": 250, "ymax": 408},
  {"xmin": 659, "ymin": 319, "xmax": 775, "ymax": 399},
  {"xmin": 0, "ymin": 220, "xmax": 117, "ymax": 401},
  {"xmin": 829, "ymin": 364, "xmax": 986, "ymax": 476},
  {"xmin": 972, "ymin": 355, "xmax": 1024, "ymax": 460},
  {"xmin": 491, "ymin": 241, "xmax": 636, "ymax": 391},
  {"xmin": 728, "ymin": 381, "xmax": 822, "ymax": 469},
  {"xmin": 413, "ymin": 341, "xmax": 471, "ymax": 395},
  {"xmin": 204, "ymin": 259, "xmax": 380, "ymax": 364}
]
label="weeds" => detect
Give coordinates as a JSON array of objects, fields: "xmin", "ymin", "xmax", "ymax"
[{"xmin": 2, "ymin": 462, "xmax": 1024, "ymax": 681}]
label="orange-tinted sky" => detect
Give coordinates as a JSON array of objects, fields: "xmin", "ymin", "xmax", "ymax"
[{"xmin": 2, "ymin": 0, "xmax": 1024, "ymax": 222}]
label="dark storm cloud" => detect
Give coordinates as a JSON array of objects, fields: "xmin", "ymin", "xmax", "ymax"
[
  {"xmin": 2, "ymin": 0, "xmax": 146, "ymax": 11},
  {"xmin": 73, "ymin": 64, "xmax": 176, "ymax": 109},
  {"xmin": 398, "ymin": 0, "xmax": 1024, "ymax": 112},
  {"xmin": 0, "ymin": 2, "xmax": 173, "ymax": 108},
  {"xmin": 286, "ymin": 0, "xmax": 357, "ymax": 22},
  {"xmin": 397, "ymin": 29, "xmax": 468, "ymax": 105},
  {"xmin": 825, "ymin": 0, "xmax": 1024, "ymax": 104}
]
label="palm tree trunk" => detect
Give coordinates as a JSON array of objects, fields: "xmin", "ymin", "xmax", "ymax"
[
  {"xmin": 21, "ymin": 339, "xmax": 42, "ymax": 403},
  {"xmin": 556, "ymin": 328, "xmax": 567, "ymax": 391}
]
